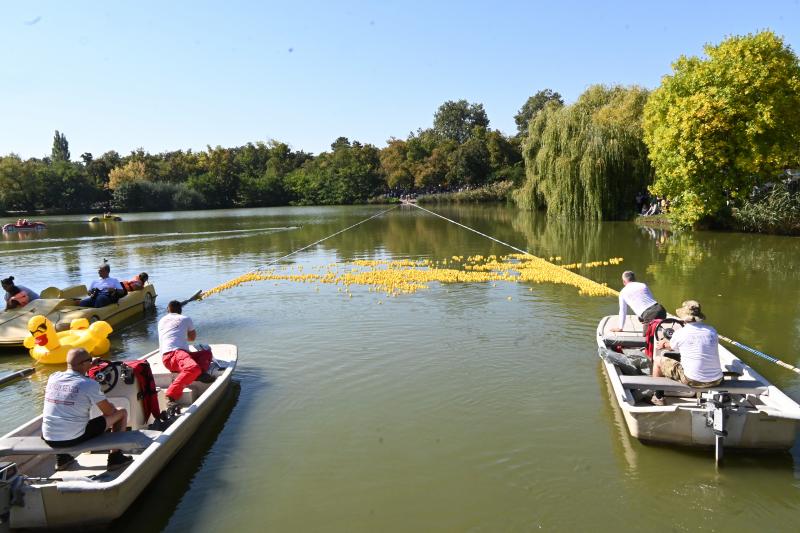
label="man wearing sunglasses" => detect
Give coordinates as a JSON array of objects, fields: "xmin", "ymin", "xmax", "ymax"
[{"xmin": 42, "ymin": 348, "xmax": 132, "ymax": 472}]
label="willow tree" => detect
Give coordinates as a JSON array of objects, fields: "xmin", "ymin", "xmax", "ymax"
[{"xmin": 515, "ymin": 85, "xmax": 652, "ymax": 220}]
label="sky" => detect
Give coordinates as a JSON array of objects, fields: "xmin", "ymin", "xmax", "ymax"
[{"xmin": 1, "ymin": 0, "xmax": 798, "ymax": 159}]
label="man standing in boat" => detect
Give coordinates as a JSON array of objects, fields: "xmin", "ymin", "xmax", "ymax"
[
  {"xmin": 609, "ymin": 271, "xmax": 666, "ymax": 332},
  {"xmin": 651, "ymin": 300, "xmax": 723, "ymax": 405},
  {"xmin": 42, "ymin": 347, "xmax": 132, "ymax": 471},
  {"xmin": 158, "ymin": 300, "xmax": 214, "ymax": 412}
]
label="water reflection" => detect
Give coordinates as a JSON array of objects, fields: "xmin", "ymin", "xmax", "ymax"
[{"xmin": 1, "ymin": 206, "xmax": 799, "ymax": 530}]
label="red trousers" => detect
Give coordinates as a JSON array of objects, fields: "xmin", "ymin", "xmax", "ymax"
[{"xmin": 162, "ymin": 349, "xmax": 212, "ymax": 400}]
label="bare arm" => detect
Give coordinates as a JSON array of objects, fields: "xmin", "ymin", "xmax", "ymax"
[
  {"xmin": 96, "ymin": 399, "xmax": 118, "ymax": 416},
  {"xmin": 188, "ymin": 329, "xmax": 197, "ymax": 342}
]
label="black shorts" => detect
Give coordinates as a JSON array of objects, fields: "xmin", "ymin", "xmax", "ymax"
[
  {"xmin": 640, "ymin": 303, "xmax": 667, "ymax": 324},
  {"xmin": 44, "ymin": 416, "xmax": 107, "ymax": 448}
]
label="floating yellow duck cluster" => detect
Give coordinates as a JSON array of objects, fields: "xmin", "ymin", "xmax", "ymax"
[{"xmin": 200, "ymin": 252, "xmax": 623, "ymax": 300}]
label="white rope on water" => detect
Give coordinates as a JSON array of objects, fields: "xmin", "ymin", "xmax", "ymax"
[
  {"xmin": 252, "ymin": 204, "xmax": 401, "ymax": 272},
  {"xmin": 409, "ymin": 202, "xmax": 533, "ymax": 256},
  {"xmin": 200, "ymin": 205, "xmax": 400, "ymax": 298}
]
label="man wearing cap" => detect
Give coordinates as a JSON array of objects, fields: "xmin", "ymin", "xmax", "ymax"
[
  {"xmin": 609, "ymin": 271, "xmax": 666, "ymax": 332},
  {"xmin": 651, "ymin": 300, "xmax": 723, "ymax": 406},
  {"xmin": 79, "ymin": 262, "xmax": 125, "ymax": 307}
]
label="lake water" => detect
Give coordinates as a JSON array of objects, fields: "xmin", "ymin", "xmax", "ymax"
[{"xmin": 1, "ymin": 205, "xmax": 799, "ymax": 531}]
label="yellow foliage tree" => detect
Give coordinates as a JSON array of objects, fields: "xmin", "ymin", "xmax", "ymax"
[
  {"xmin": 643, "ymin": 31, "xmax": 800, "ymax": 228},
  {"xmin": 108, "ymin": 160, "xmax": 148, "ymax": 190}
]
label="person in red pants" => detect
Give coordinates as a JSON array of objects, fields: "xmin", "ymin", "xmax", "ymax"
[{"xmin": 158, "ymin": 300, "xmax": 214, "ymax": 411}]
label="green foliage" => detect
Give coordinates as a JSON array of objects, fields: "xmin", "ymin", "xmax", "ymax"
[
  {"xmin": 514, "ymin": 89, "xmax": 563, "ymax": 136},
  {"xmin": 643, "ymin": 31, "xmax": 800, "ymax": 229},
  {"xmin": 286, "ymin": 139, "xmax": 383, "ymax": 205},
  {"xmin": 732, "ymin": 182, "xmax": 800, "ymax": 235},
  {"xmin": 112, "ymin": 181, "xmax": 203, "ymax": 211},
  {"xmin": 417, "ymin": 181, "xmax": 515, "ymax": 204},
  {"xmin": 433, "ymin": 100, "xmax": 489, "ymax": 143},
  {"xmin": 516, "ymin": 85, "xmax": 651, "ymax": 220},
  {"xmin": 51, "ymin": 130, "xmax": 70, "ymax": 162}
]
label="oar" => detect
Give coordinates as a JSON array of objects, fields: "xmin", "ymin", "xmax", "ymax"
[
  {"xmin": 180, "ymin": 290, "xmax": 204, "ymax": 307},
  {"xmin": 718, "ymin": 334, "xmax": 800, "ymax": 376},
  {"xmin": 0, "ymin": 367, "xmax": 35, "ymax": 386}
]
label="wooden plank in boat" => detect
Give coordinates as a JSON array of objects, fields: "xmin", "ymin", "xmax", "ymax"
[
  {"xmin": 0, "ymin": 430, "xmax": 160, "ymax": 456},
  {"xmin": 618, "ymin": 375, "xmax": 767, "ymax": 395}
]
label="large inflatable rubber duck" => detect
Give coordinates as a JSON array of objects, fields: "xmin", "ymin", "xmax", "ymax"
[{"xmin": 23, "ymin": 315, "xmax": 113, "ymax": 364}]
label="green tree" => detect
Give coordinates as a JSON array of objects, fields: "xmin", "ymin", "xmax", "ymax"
[
  {"xmin": 433, "ymin": 100, "xmax": 489, "ymax": 143},
  {"xmin": 516, "ymin": 85, "xmax": 652, "ymax": 220},
  {"xmin": 643, "ymin": 31, "xmax": 800, "ymax": 228},
  {"xmin": 379, "ymin": 138, "xmax": 414, "ymax": 189},
  {"xmin": 51, "ymin": 130, "xmax": 70, "ymax": 162},
  {"xmin": 514, "ymin": 89, "xmax": 563, "ymax": 137}
]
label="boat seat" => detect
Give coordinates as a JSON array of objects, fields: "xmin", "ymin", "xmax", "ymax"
[
  {"xmin": 0, "ymin": 430, "xmax": 160, "ymax": 456},
  {"xmin": 618, "ymin": 375, "xmax": 768, "ymax": 395},
  {"xmin": 603, "ymin": 336, "xmax": 647, "ymax": 348}
]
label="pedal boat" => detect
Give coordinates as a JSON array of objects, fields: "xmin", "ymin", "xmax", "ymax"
[
  {"xmin": 2, "ymin": 221, "xmax": 46, "ymax": 232},
  {"xmin": 597, "ymin": 315, "xmax": 800, "ymax": 461},
  {"xmin": 0, "ymin": 284, "xmax": 157, "ymax": 348},
  {"xmin": 0, "ymin": 344, "xmax": 237, "ymax": 529},
  {"xmin": 88, "ymin": 214, "xmax": 122, "ymax": 222}
]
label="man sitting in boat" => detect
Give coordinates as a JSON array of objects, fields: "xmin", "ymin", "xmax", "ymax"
[
  {"xmin": 651, "ymin": 300, "xmax": 723, "ymax": 406},
  {"xmin": 158, "ymin": 300, "xmax": 214, "ymax": 411},
  {"xmin": 608, "ymin": 271, "xmax": 666, "ymax": 332},
  {"xmin": 42, "ymin": 347, "xmax": 133, "ymax": 471},
  {"xmin": 121, "ymin": 272, "xmax": 149, "ymax": 292},
  {"xmin": 79, "ymin": 262, "xmax": 126, "ymax": 307},
  {"xmin": 2, "ymin": 275, "xmax": 40, "ymax": 310}
]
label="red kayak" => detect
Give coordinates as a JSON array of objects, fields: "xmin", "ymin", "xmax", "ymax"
[{"xmin": 2, "ymin": 220, "xmax": 47, "ymax": 232}]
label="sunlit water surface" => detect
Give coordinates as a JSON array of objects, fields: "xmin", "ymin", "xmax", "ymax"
[{"xmin": 1, "ymin": 206, "xmax": 799, "ymax": 531}]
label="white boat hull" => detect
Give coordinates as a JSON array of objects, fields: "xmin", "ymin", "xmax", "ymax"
[
  {"xmin": 597, "ymin": 315, "xmax": 800, "ymax": 450},
  {"xmin": 1, "ymin": 344, "xmax": 237, "ymax": 529}
]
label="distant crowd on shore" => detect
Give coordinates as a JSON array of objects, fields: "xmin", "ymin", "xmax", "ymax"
[{"xmin": 636, "ymin": 191, "xmax": 669, "ymax": 217}]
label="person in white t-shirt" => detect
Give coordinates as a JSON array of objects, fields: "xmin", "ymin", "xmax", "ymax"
[
  {"xmin": 42, "ymin": 348, "xmax": 132, "ymax": 471},
  {"xmin": 158, "ymin": 300, "xmax": 214, "ymax": 411},
  {"xmin": 609, "ymin": 271, "xmax": 666, "ymax": 332},
  {"xmin": 79, "ymin": 262, "xmax": 125, "ymax": 307},
  {"xmin": 651, "ymin": 300, "xmax": 723, "ymax": 405}
]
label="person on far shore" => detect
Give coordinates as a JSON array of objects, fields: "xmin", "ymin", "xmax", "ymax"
[{"xmin": 609, "ymin": 271, "xmax": 666, "ymax": 332}]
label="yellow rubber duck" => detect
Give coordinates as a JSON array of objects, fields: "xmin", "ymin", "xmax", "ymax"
[{"xmin": 23, "ymin": 315, "xmax": 113, "ymax": 364}]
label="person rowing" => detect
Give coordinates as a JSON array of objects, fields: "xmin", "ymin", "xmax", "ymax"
[{"xmin": 608, "ymin": 270, "xmax": 666, "ymax": 332}]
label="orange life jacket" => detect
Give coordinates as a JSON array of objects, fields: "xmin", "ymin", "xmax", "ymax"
[
  {"xmin": 9, "ymin": 291, "xmax": 29, "ymax": 308},
  {"xmin": 122, "ymin": 278, "xmax": 144, "ymax": 292}
]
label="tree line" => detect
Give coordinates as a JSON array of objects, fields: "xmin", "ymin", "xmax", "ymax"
[
  {"xmin": 2, "ymin": 31, "xmax": 798, "ymax": 233},
  {"xmin": 0, "ymin": 96, "xmax": 557, "ymax": 213}
]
